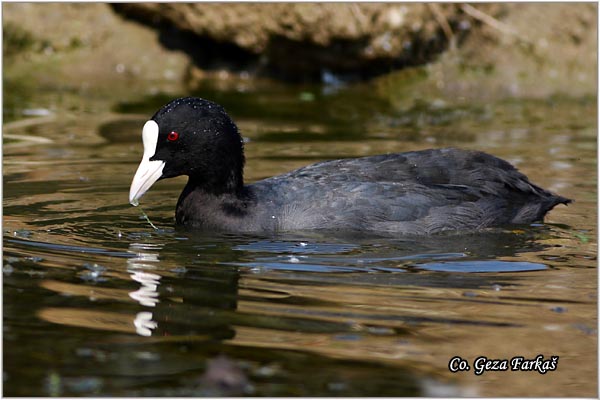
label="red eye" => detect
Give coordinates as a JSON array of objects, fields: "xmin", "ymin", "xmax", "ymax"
[{"xmin": 167, "ymin": 131, "xmax": 179, "ymax": 141}]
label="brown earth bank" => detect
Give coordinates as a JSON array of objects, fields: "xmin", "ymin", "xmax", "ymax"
[
  {"xmin": 110, "ymin": 2, "xmax": 472, "ymax": 81},
  {"xmin": 3, "ymin": 2, "xmax": 597, "ymax": 102}
]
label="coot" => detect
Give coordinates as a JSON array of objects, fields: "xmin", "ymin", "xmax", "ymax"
[{"xmin": 129, "ymin": 97, "xmax": 571, "ymax": 234}]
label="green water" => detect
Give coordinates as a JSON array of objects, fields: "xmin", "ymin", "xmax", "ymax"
[{"xmin": 3, "ymin": 81, "xmax": 597, "ymax": 396}]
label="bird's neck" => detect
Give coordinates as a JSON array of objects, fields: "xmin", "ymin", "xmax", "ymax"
[
  {"xmin": 187, "ymin": 163, "xmax": 244, "ymax": 196},
  {"xmin": 175, "ymin": 177, "xmax": 252, "ymax": 229}
]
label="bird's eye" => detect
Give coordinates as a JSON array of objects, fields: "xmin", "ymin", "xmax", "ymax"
[{"xmin": 167, "ymin": 131, "xmax": 179, "ymax": 141}]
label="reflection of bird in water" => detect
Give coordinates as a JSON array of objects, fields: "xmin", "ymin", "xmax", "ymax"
[{"xmin": 126, "ymin": 242, "xmax": 239, "ymax": 340}]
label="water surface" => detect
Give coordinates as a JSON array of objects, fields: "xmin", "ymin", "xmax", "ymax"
[{"xmin": 3, "ymin": 83, "xmax": 597, "ymax": 396}]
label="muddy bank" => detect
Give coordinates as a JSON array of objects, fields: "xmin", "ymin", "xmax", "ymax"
[
  {"xmin": 110, "ymin": 3, "xmax": 471, "ymax": 81},
  {"xmin": 3, "ymin": 2, "xmax": 189, "ymax": 109},
  {"xmin": 3, "ymin": 2, "xmax": 597, "ymax": 106}
]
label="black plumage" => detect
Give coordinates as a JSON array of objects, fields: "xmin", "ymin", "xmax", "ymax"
[{"xmin": 131, "ymin": 97, "xmax": 571, "ymax": 235}]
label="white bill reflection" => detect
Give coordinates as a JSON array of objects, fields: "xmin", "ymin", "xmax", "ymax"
[
  {"xmin": 127, "ymin": 242, "xmax": 163, "ymax": 336},
  {"xmin": 134, "ymin": 311, "xmax": 158, "ymax": 337},
  {"xmin": 129, "ymin": 271, "xmax": 161, "ymax": 307}
]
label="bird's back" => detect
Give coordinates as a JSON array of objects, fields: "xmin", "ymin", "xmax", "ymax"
[{"xmin": 248, "ymin": 148, "xmax": 570, "ymax": 234}]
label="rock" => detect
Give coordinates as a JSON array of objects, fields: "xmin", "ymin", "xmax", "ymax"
[{"xmin": 198, "ymin": 355, "xmax": 252, "ymax": 396}]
